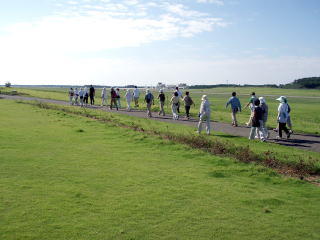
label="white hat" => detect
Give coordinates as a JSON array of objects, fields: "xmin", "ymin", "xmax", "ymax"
[
  {"xmin": 276, "ymin": 96, "xmax": 286, "ymax": 102},
  {"xmin": 201, "ymin": 95, "xmax": 208, "ymax": 101},
  {"xmin": 146, "ymin": 89, "xmax": 150, "ymax": 93},
  {"xmin": 259, "ymin": 97, "xmax": 265, "ymax": 104},
  {"xmin": 159, "ymin": 89, "xmax": 163, "ymax": 93}
]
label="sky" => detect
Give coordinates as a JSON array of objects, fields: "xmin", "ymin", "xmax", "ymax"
[{"xmin": 0, "ymin": 0, "xmax": 319, "ymax": 86}]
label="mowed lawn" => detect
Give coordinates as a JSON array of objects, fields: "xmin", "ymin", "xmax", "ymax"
[{"xmin": 0, "ymin": 100, "xmax": 320, "ymax": 240}]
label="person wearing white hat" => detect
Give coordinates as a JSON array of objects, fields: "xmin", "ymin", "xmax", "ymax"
[
  {"xmin": 125, "ymin": 89, "xmax": 133, "ymax": 111},
  {"xmin": 276, "ymin": 96, "xmax": 291, "ymax": 139},
  {"xmin": 158, "ymin": 89, "xmax": 166, "ymax": 116},
  {"xmin": 144, "ymin": 89, "xmax": 154, "ymax": 117},
  {"xmin": 197, "ymin": 95, "xmax": 211, "ymax": 135},
  {"xmin": 101, "ymin": 87, "xmax": 107, "ymax": 106},
  {"xmin": 258, "ymin": 97, "xmax": 269, "ymax": 139}
]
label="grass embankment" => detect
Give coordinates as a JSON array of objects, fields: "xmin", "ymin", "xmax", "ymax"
[
  {"xmin": 0, "ymin": 100, "xmax": 320, "ymax": 240},
  {"xmin": 1, "ymin": 86, "xmax": 319, "ymax": 134},
  {"xmin": 19, "ymin": 100, "xmax": 320, "ymax": 177}
]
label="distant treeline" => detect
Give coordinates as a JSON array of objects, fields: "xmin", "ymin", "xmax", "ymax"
[
  {"xmin": 281, "ymin": 77, "xmax": 320, "ymax": 89},
  {"xmin": 189, "ymin": 84, "xmax": 278, "ymax": 89}
]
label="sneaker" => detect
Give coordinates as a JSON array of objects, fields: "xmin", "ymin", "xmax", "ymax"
[
  {"xmin": 287, "ymin": 132, "xmax": 291, "ymax": 139},
  {"xmin": 289, "ymin": 130, "xmax": 293, "ymax": 134},
  {"xmin": 273, "ymin": 128, "xmax": 278, "ymax": 132},
  {"xmin": 276, "ymin": 136, "xmax": 281, "ymax": 140}
]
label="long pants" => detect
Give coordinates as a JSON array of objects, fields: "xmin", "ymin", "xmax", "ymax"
[
  {"xmin": 69, "ymin": 96, "xmax": 73, "ymax": 105},
  {"xmin": 249, "ymin": 125, "xmax": 264, "ymax": 140},
  {"xmin": 101, "ymin": 97, "xmax": 106, "ymax": 106},
  {"xmin": 80, "ymin": 97, "xmax": 84, "ymax": 107},
  {"xmin": 126, "ymin": 100, "xmax": 131, "ymax": 111},
  {"xmin": 74, "ymin": 96, "xmax": 78, "ymax": 105},
  {"xmin": 198, "ymin": 113, "xmax": 211, "ymax": 134},
  {"xmin": 172, "ymin": 104, "xmax": 179, "ymax": 120},
  {"xmin": 258, "ymin": 120, "xmax": 269, "ymax": 139},
  {"xmin": 177, "ymin": 102, "xmax": 180, "ymax": 113},
  {"xmin": 147, "ymin": 102, "xmax": 152, "ymax": 117},
  {"xmin": 90, "ymin": 95, "xmax": 94, "ymax": 105},
  {"xmin": 117, "ymin": 98, "xmax": 121, "ymax": 108},
  {"xmin": 278, "ymin": 122, "xmax": 289, "ymax": 138},
  {"xmin": 159, "ymin": 101, "xmax": 165, "ymax": 116},
  {"xmin": 185, "ymin": 106, "xmax": 191, "ymax": 118},
  {"xmin": 110, "ymin": 98, "xmax": 118, "ymax": 110},
  {"xmin": 246, "ymin": 111, "xmax": 254, "ymax": 126},
  {"xmin": 134, "ymin": 97, "xmax": 139, "ymax": 107},
  {"xmin": 84, "ymin": 96, "xmax": 88, "ymax": 105},
  {"xmin": 231, "ymin": 108, "xmax": 238, "ymax": 126}
]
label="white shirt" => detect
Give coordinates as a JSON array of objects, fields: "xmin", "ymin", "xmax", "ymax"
[
  {"xmin": 133, "ymin": 88, "xmax": 140, "ymax": 97},
  {"xmin": 200, "ymin": 100, "xmax": 211, "ymax": 115},
  {"xmin": 101, "ymin": 88, "xmax": 107, "ymax": 98},
  {"xmin": 277, "ymin": 102, "xmax": 288, "ymax": 123},
  {"xmin": 125, "ymin": 91, "xmax": 132, "ymax": 101}
]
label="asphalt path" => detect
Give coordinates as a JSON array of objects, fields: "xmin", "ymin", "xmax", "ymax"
[{"xmin": 2, "ymin": 94, "xmax": 320, "ymax": 153}]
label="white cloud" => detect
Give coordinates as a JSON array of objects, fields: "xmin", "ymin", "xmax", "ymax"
[{"xmin": 197, "ymin": 0, "xmax": 224, "ymax": 6}]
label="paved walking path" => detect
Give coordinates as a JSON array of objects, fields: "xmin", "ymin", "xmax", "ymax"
[{"xmin": 2, "ymin": 94, "xmax": 320, "ymax": 153}]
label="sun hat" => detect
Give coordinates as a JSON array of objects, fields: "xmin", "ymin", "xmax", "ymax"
[
  {"xmin": 202, "ymin": 95, "xmax": 208, "ymax": 101},
  {"xmin": 276, "ymin": 96, "xmax": 286, "ymax": 102},
  {"xmin": 259, "ymin": 97, "xmax": 265, "ymax": 104}
]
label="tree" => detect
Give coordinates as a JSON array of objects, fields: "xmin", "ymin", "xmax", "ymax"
[{"xmin": 5, "ymin": 81, "xmax": 11, "ymax": 88}]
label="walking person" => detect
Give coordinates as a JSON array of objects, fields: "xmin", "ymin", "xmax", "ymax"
[
  {"xmin": 125, "ymin": 89, "xmax": 133, "ymax": 111},
  {"xmin": 158, "ymin": 89, "xmax": 166, "ymax": 116},
  {"xmin": 144, "ymin": 89, "xmax": 154, "ymax": 118},
  {"xmin": 68, "ymin": 88, "xmax": 74, "ymax": 105},
  {"xmin": 110, "ymin": 87, "xmax": 118, "ymax": 110},
  {"xmin": 284, "ymin": 97, "xmax": 293, "ymax": 134},
  {"xmin": 226, "ymin": 92, "xmax": 241, "ymax": 126},
  {"xmin": 74, "ymin": 88, "xmax": 79, "ymax": 105},
  {"xmin": 248, "ymin": 99, "xmax": 265, "ymax": 141},
  {"xmin": 244, "ymin": 92, "xmax": 257, "ymax": 126},
  {"xmin": 101, "ymin": 87, "xmax": 107, "ymax": 106},
  {"xmin": 133, "ymin": 86, "xmax": 140, "ymax": 107},
  {"xmin": 175, "ymin": 87, "xmax": 183, "ymax": 113},
  {"xmin": 116, "ymin": 88, "xmax": 121, "ymax": 108},
  {"xmin": 183, "ymin": 91, "xmax": 195, "ymax": 119},
  {"xmin": 79, "ymin": 88, "xmax": 85, "ymax": 107},
  {"xmin": 170, "ymin": 92, "xmax": 180, "ymax": 120},
  {"xmin": 84, "ymin": 87, "xmax": 89, "ymax": 106},
  {"xmin": 197, "ymin": 95, "xmax": 211, "ymax": 135},
  {"xmin": 276, "ymin": 96, "xmax": 291, "ymax": 139},
  {"xmin": 258, "ymin": 97, "xmax": 269, "ymax": 139},
  {"xmin": 89, "ymin": 85, "xmax": 95, "ymax": 105}
]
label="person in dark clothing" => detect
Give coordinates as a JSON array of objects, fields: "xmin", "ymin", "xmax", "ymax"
[
  {"xmin": 182, "ymin": 91, "xmax": 195, "ymax": 119},
  {"xmin": 110, "ymin": 87, "xmax": 118, "ymax": 110},
  {"xmin": 248, "ymin": 99, "xmax": 265, "ymax": 141},
  {"xmin": 89, "ymin": 85, "xmax": 95, "ymax": 105},
  {"xmin": 158, "ymin": 89, "xmax": 166, "ymax": 116}
]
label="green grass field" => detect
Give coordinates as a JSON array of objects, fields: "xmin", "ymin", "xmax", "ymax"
[
  {"xmin": 1, "ymin": 100, "xmax": 320, "ymax": 239},
  {"xmin": 1, "ymin": 86, "xmax": 319, "ymax": 134}
]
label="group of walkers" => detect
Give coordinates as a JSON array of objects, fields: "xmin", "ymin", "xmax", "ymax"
[
  {"xmin": 68, "ymin": 86, "xmax": 293, "ymax": 140},
  {"xmin": 226, "ymin": 91, "xmax": 293, "ymax": 141}
]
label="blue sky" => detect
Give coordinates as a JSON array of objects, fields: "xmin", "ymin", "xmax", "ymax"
[{"xmin": 0, "ymin": 0, "xmax": 319, "ymax": 86}]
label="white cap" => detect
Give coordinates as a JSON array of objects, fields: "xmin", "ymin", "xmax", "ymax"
[
  {"xmin": 276, "ymin": 96, "xmax": 286, "ymax": 102},
  {"xmin": 259, "ymin": 97, "xmax": 265, "ymax": 104},
  {"xmin": 202, "ymin": 95, "xmax": 208, "ymax": 101}
]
